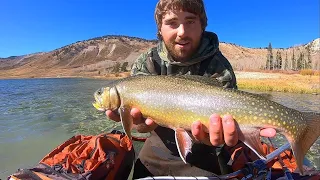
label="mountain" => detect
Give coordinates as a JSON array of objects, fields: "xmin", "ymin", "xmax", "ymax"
[{"xmin": 0, "ymin": 35, "xmax": 319, "ymax": 79}]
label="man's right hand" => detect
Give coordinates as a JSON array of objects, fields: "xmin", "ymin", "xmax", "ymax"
[{"xmin": 106, "ymin": 108, "xmax": 158, "ymax": 133}]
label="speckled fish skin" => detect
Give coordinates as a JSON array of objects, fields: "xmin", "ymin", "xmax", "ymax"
[{"xmin": 93, "ymin": 75, "xmax": 320, "ymax": 175}]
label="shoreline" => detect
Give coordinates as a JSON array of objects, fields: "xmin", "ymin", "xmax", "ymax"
[{"xmin": 1, "ymin": 71, "xmax": 319, "ymax": 94}]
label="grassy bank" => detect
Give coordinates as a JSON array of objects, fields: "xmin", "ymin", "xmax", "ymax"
[
  {"xmin": 1, "ymin": 70, "xmax": 319, "ymax": 94},
  {"xmin": 110, "ymin": 71, "xmax": 320, "ymax": 94},
  {"xmin": 236, "ymin": 71, "xmax": 320, "ymax": 94},
  {"xmin": 238, "ymin": 79, "xmax": 320, "ymax": 94},
  {"xmin": 77, "ymin": 71, "xmax": 320, "ymax": 94}
]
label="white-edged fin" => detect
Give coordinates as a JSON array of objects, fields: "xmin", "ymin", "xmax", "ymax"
[
  {"xmin": 118, "ymin": 106, "xmax": 133, "ymax": 139},
  {"xmin": 292, "ymin": 112, "xmax": 320, "ymax": 175},
  {"xmin": 239, "ymin": 127, "xmax": 266, "ymax": 160},
  {"xmin": 175, "ymin": 128, "xmax": 194, "ymax": 164}
]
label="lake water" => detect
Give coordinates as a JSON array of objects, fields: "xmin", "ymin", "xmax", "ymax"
[{"xmin": 0, "ymin": 78, "xmax": 319, "ymax": 179}]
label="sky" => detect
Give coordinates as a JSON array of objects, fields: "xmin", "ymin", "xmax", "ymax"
[{"xmin": 0, "ymin": 0, "xmax": 319, "ymax": 58}]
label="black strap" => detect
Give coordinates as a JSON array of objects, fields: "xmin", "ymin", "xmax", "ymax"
[
  {"xmin": 18, "ymin": 169, "xmax": 43, "ymax": 180},
  {"xmin": 39, "ymin": 163, "xmax": 73, "ymax": 180},
  {"xmin": 111, "ymin": 129, "xmax": 125, "ymax": 136}
]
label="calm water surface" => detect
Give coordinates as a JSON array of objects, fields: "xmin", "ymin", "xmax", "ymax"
[{"xmin": 0, "ymin": 78, "xmax": 319, "ymax": 179}]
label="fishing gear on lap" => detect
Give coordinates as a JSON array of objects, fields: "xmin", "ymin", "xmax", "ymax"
[{"xmin": 137, "ymin": 142, "xmax": 319, "ymax": 180}]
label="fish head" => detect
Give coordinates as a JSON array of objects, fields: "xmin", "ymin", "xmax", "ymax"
[{"xmin": 93, "ymin": 86, "xmax": 120, "ymax": 111}]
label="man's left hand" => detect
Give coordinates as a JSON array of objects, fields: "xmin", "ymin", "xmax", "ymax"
[{"xmin": 191, "ymin": 114, "xmax": 276, "ymax": 147}]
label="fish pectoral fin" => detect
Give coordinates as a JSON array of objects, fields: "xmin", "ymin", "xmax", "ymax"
[
  {"xmin": 118, "ymin": 106, "xmax": 133, "ymax": 139},
  {"xmin": 175, "ymin": 128, "xmax": 194, "ymax": 164},
  {"xmin": 239, "ymin": 127, "xmax": 266, "ymax": 160}
]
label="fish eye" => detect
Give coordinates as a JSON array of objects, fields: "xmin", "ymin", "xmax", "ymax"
[{"xmin": 97, "ymin": 88, "xmax": 102, "ymax": 95}]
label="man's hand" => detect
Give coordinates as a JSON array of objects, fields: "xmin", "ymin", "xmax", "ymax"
[
  {"xmin": 191, "ymin": 114, "xmax": 276, "ymax": 147},
  {"xmin": 106, "ymin": 109, "xmax": 276, "ymax": 146},
  {"xmin": 106, "ymin": 108, "xmax": 158, "ymax": 133}
]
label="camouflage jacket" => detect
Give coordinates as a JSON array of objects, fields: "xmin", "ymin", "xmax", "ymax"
[
  {"xmin": 131, "ymin": 31, "xmax": 237, "ymax": 89},
  {"xmin": 132, "ymin": 32, "xmax": 239, "ymax": 178}
]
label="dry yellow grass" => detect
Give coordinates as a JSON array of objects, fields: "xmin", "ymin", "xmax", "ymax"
[
  {"xmin": 300, "ymin": 69, "xmax": 319, "ymax": 76},
  {"xmin": 1, "ymin": 68, "xmax": 319, "ymax": 95},
  {"xmin": 237, "ymin": 72, "xmax": 320, "ymax": 94}
]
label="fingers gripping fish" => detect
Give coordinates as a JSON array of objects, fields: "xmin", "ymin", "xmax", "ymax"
[{"xmin": 93, "ymin": 75, "xmax": 320, "ymax": 175}]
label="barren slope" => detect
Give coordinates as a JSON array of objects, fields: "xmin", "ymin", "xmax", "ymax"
[{"xmin": 0, "ymin": 36, "xmax": 318, "ymax": 79}]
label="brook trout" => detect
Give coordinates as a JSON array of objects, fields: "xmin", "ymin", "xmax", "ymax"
[{"xmin": 92, "ymin": 75, "xmax": 319, "ymax": 174}]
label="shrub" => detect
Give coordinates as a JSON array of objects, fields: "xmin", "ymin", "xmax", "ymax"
[{"xmin": 300, "ymin": 69, "xmax": 314, "ymax": 76}]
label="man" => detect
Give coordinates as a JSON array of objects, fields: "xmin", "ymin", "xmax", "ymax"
[{"xmin": 106, "ymin": 0, "xmax": 275, "ymax": 178}]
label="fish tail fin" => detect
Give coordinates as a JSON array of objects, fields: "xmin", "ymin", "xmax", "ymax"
[
  {"xmin": 119, "ymin": 106, "xmax": 133, "ymax": 139},
  {"xmin": 291, "ymin": 112, "xmax": 320, "ymax": 175}
]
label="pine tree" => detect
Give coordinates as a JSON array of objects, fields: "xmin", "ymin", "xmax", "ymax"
[
  {"xmin": 302, "ymin": 53, "xmax": 306, "ymax": 69},
  {"xmin": 297, "ymin": 52, "xmax": 304, "ymax": 70},
  {"xmin": 306, "ymin": 44, "xmax": 312, "ymax": 69},
  {"xmin": 266, "ymin": 43, "xmax": 274, "ymax": 70},
  {"xmin": 275, "ymin": 50, "xmax": 282, "ymax": 69},
  {"xmin": 120, "ymin": 62, "xmax": 129, "ymax": 72},
  {"xmin": 284, "ymin": 52, "xmax": 288, "ymax": 70},
  {"xmin": 266, "ymin": 57, "xmax": 270, "ymax": 70},
  {"xmin": 291, "ymin": 48, "xmax": 296, "ymax": 70},
  {"xmin": 112, "ymin": 62, "xmax": 121, "ymax": 73}
]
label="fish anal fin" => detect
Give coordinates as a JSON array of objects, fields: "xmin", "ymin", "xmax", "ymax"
[
  {"xmin": 118, "ymin": 106, "xmax": 133, "ymax": 139},
  {"xmin": 175, "ymin": 128, "xmax": 194, "ymax": 164},
  {"xmin": 239, "ymin": 127, "xmax": 266, "ymax": 160}
]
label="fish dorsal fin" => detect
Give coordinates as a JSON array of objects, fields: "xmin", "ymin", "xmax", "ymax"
[
  {"xmin": 174, "ymin": 75, "xmax": 224, "ymax": 87},
  {"xmin": 118, "ymin": 106, "xmax": 133, "ymax": 139},
  {"xmin": 238, "ymin": 127, "xmax": 266, "ymax": 160},
  {"xmin": 175, "ymin": 128, "xmax": 194, "ymax": 164}
]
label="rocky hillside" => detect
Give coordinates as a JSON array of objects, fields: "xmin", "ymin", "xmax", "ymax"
[
  {"xmin": 220, "ymin": 38, "xmax": 320, "ymax": 71},
  {"xmin": 0, "ymin": 35, "xmax": 319, "ymax": 79}
]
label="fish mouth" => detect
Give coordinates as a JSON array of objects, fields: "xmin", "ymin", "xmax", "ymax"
[
  {"xmin": 92, "ymin": 91, "xmax": 105, "ymax": 111},
  {"xmin": 92, "ymin": 101, "xmax": 105, "ymax": 111}
]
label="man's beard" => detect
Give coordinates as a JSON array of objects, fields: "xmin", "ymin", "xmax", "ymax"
[{"xmin": 165, "ymin": 38, "xmax": 198, "ymax": 62}]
